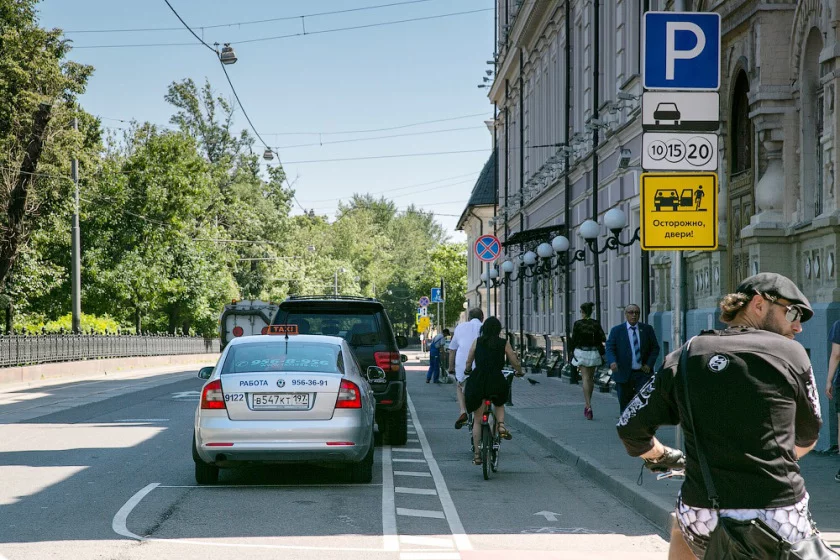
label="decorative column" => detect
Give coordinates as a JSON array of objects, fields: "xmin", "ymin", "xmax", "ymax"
[{"xmin": 751, "ymin": 137, "xmax": 785, "ymax": 226}]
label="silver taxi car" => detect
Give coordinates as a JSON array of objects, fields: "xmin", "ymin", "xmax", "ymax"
[{"xmin": 192, "ymin": 325, "xmax": 384, "ymax": 484}]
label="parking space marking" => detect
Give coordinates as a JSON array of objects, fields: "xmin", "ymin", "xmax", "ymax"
[
  {"xmin": 393, "ymin": 448, "xmax": 423, "ymax": 453},
  {"xmin": 395, "ymin": 487, "xmax": 437, "ymax": 496},
  {"xmin": 393, "ymin": 471, "xmax": 431, "ymax": 477},
  {"xmin": 382, "ymin": 444, "xmax": 399, "ymax": 551},
  {"xmin": 396, "ymin": 507, "xmax": 445, "ymax": 519},
  {"xmin": 407, "ymin": 438, "xmax": 420, "ymax": 442},
  {"xmin": 112, "ymin": 483, "xmax": 160, "ymax": 539},
  {"xmin": 393, "ymin": 458, "xmax": 426, "ymax": 463}
]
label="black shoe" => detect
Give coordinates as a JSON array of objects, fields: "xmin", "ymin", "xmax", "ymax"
[
  {"xmin": 426, "ymin": 379, "xmax": 430, "ymax": 383},
  {"xmin": 835, "ymin": 469, "xmax": 840, "ymax": 483},
  {"xmin": 455, "ymin": 413, "xmax": 468, "ymax": 429}
]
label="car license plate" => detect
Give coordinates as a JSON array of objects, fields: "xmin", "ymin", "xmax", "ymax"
[{"xmin": 251, "ymin": 393, "xmax": 310, "ymax": 410}]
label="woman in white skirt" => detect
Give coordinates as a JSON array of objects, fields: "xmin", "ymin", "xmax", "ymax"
[{"xmin": 568, "ymin": 302, "xmax": 606, "ymax": 420}]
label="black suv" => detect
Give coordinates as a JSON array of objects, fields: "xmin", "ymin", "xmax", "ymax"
[{"xmin": 271, "ymin": 295, "xmax": 409, "ymax": 445}]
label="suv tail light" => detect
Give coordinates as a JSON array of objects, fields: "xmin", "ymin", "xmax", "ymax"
[
  {"xmin": 335, "ymin": 379, "xmax": 362, "ymax": 409},
  {"xmin": 201, "ymin": 380, "xmax": 226, "ymax": 410},
  {"xmin": 374, "ymin": 351, "xmax": 401, "ymax": 373}
]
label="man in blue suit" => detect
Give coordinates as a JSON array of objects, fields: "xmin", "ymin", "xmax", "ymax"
[{"xmin": 605, "ymin": 303, "xmax": 660, "ymax": 413}]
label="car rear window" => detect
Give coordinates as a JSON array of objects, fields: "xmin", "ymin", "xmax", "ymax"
[
  {"xmin": 277, "ymin": 310, "xmax": 386, "ymax": 347},
  {"xmin": 221, "ymin": 342, "xmax": 341, "ymax": 374}
]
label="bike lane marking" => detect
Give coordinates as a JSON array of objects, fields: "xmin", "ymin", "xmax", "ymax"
[{"xmin": 405, "ymin": 392, "xmax": 472, "ymax": 552}]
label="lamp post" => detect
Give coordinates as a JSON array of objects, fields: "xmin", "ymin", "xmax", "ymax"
[{"xmin": 334, "ymin": 267, "xmax": 346, "ymax": 296}]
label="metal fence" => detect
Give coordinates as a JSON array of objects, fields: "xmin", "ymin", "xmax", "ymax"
[{"xmin": 0, "ymin": 334, "xmax": 220, "ymax": 368}]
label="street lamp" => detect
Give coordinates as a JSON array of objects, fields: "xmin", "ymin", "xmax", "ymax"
[
  {"xmin": 334, "ymin": 267, "xmax": 346, "ymax": 296},
  {"xmin": 579, "ymin": 208, "xmax": 640, "ymax": 255}
]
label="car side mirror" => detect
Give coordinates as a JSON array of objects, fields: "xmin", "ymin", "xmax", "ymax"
[
  {"xmin": 400, "ymin": 354, "xmax": 408, "ymax": 363},
  {"xmin": 395, "ymin": 335, "xmax": 408, "ymax": 349},
  {"xmin": 197, "ymin": 366, "xmax": 214, "ymax": 380},
  {"xmin": 366, "ymin": 366, "xmax": 387, "ymax": 381}
]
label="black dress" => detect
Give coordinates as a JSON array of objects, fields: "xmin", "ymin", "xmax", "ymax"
[{"xmin": 464, "ymin": 336, "xmax": 510, "ymax": 412}]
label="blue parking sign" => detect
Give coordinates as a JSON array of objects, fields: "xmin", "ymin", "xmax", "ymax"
[
  {"xmin": 431, "ymin": 288, "xmax": 443, "ymax": 303},
  {"xmin": 643, "ymin": 12, "xmax": 720, "ymax": 91}
]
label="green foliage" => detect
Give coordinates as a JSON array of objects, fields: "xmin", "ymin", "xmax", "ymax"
[{"xmin": 16, "ymin": 312, "xmax": 122, "ymax": 334}]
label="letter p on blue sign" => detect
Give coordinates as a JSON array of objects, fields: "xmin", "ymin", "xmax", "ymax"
[{"xmin": 643, "ymin": 12, "xmax": 720, "ymax": 91}]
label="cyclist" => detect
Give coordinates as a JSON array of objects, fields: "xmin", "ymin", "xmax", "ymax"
[
  {"xmin": 616, "ymin": 273, "xmax": 823, "ymax": 558},
  {"xmin": 463, "ymin": 316, "xmax": 522, "ymax": 465}
]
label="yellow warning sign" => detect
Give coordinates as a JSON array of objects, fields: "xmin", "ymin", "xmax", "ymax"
[
  {"xmin": 640, "ymin": 172, "xmax": 718, "ymax": 251},
  {"xmin": 416, "ymin": 316, "xmax": 430, "ymax": 333}
]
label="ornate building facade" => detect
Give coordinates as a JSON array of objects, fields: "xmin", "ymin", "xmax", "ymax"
[{"xmin": 478, "ymin": 0, "xmax": 840, "ymax": 447}]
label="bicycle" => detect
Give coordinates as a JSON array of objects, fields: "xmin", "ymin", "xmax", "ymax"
[{"xmin": 474, "ymin": 368, "xmax": 516, "ymax": 480}]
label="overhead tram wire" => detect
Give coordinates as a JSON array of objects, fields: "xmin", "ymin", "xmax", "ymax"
[
  {"xmin": 163, "ymin": 0, "xmax": 307, "ymax": 215},
  {"xmin": 71, "ymin": 8, "xmax": 493, "ymax": 49},
  {"xmin": 263, "ymin": 112, "xmax": 489, "ymax": 136},
  {"xmin": 274, "ymin": 148, "xmax": 488, "ymax": 164},
  {"xmin": 298, "ymin": 171, "xmax": 479, "ymax": 203},
  {"xmin": 67, "ymin": 0, "xmax": 438, "ymax": 33}
]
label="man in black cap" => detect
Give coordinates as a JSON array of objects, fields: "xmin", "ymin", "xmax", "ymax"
[{"xmin": 616, "ymin": 273, "xmax": 824, "ymax": 559}]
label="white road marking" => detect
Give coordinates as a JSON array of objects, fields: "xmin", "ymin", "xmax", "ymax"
[
  {"xmin": 112, "ymin": 483, "xmax": 160, "ymax": 539},
  {"xmin": 393, "ymin": 470, "xmax": 431, "ymax": 477},
  {"xmin": 407, "ymin": 393, "xmax": 472, "ymax": 551},
  {"xmin": 399, "ymin": 553, "xmax": 460, "ymax": 560},
  {"xmin": 396, "ymin": 507, "xmax": 445, "ymax": 519},
  {"xmin": 395, "ymin": 487, "xmax": 437, "ymax": 496},
  {"xmin": 393, "ymin": 458, "xmax": 426, "ymax": 463},
  {"xmin": 159, "ymin": 484, "xmax": 381, "ymax": 488},
  {"xmin": 398, "ymin": 536, "xmax": 454, "ymax": 548},
  {"xmin": 115, "ymin": 419, "xmax": 169, "ymax": 422},
  {"xmin": 534, "ymin": 510, "xmax": 561, "ymax": 521},
  {"xmin": 171, "ymin": 391, "xmax": 201, "ymax": 399},
  {"xmin": 407, "ymin": 438, "xmax": 420, "ymax": 442},
  {"xmin": 392, "ymin": 448, "xmax": 423, "ymax": 453},
  {"xmin": 382, "ymin": 445, "xmax": 399, "ymax": 551}
]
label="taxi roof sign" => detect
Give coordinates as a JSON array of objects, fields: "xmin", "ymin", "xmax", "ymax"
[
  {"xmin": 266, "ymin": 324, "xmax": 299, "ymax": 335},
  {"xmin": 640, "ymin": 172, "xmax": 718, "ymax": 251}
]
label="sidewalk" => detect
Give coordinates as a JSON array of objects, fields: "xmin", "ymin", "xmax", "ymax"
[{"xmin": 498, "ymin": 371, "xmax": 840, "ymax": 546}]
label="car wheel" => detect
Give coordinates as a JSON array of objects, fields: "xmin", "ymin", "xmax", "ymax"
[
  {"xmin": 349, "ymin": 440, "xmax": 374, "ymax": 483},
  {"xmin": 192, "ymin": 434, "xmax": 219, "ymax": 484},
  {"xmin": 383, "ymin": 402, "xmax": 408, "ymax": 446}
]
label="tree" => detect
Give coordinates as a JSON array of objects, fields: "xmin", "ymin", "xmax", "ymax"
[{"xmin": 0, "ymin": 0, "xmax": 93, "ymax": 293}]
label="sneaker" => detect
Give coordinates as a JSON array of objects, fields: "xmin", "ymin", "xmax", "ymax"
[
  {"xmin": 584, "ymin": 407, "xmax": 593, "ymax": 420},
  {"xmin": 455, "ymin": 412, "xmax": 468, "ymax": 429}
]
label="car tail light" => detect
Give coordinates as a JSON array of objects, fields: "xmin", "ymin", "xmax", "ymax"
[
  {"xmin": 374, "ymin": 351, "xmax": 401, "ymax": 373},
  {"xmin": 335, "ymin": 379, "xmax": 362, "ymax": 409},
  {"xmin": 260, "ymin": 326, "xmax": 268, "ymax": 335},
  {"xmin": 200, "ymin": 380, "xmax": 226, "ymax": 410}
]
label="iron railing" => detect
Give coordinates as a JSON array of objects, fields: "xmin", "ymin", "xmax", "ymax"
[{"xmin": 0, "ymin": 334, "xmax": 219, "ymax": 368}]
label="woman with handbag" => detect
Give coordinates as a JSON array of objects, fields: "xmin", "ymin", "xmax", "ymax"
[
  {"xmin": 568, "ymin": 302, "xmax": 606, "ymax": 420},
  {"xmin": 616, "ymin": 273, "xmax": 836, "ymax": 559}
]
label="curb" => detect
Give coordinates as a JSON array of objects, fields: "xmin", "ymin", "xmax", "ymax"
[{"xmin": 504, "ymin": 408, "xmax": 673, "ymax": 537}]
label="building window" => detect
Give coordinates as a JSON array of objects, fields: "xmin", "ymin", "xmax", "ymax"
[{"xmin": 731, "ymin": 72, "xmax": 751, "ymax": 175}]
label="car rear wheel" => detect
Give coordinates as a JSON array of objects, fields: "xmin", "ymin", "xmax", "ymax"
[
  {"xmin": 382, "ymin": 402, "xmax": 408, "ymax": 446},
  {"xmin": 349, "ymin": 440, "xmax": 374, "ymax": 483},
  {"xmin": 192, "ymin": 434, "xmax": 219, "ymax": 484}
]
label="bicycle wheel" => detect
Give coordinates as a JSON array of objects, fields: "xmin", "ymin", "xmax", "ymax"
[
  {"xmin": 490, "ymin": 432, "xmax": 500, "ymax": 473},
  {"xmin": 467, "ymin": 413, "xmax": 474, "ymax": 454},
  {"xmin": 481, "ymin": 424, "xmax": 491, "ymax": 480}
]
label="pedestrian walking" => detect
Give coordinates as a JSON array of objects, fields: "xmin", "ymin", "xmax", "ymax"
[
  {"xmin": 605, "ymin": 304, "xmax": 660, "ymax": 413},
  {"xmin": 825, "ymin": 319, "xmax": 840, "ymax": 482},
  {"xmin": 568, "ymin": 301, "xmax": 606, "ymax": 420},
  {"xmin": 448, "ymin": 308, "xmax": 483, "ymax": 429},
  {"xmin": 426, "ymin": 328, "xmax": 450, "ymax": 384},
  {"xmin": 617, "ymin": 272, "xmax": 835, "ymax": 559}
]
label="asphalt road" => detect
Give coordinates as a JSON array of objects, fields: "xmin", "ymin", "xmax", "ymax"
[{"xmin": 0, "ymin": 361, "xmax": 668, "ymax": 559}]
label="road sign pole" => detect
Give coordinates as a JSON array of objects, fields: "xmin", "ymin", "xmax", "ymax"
[{"xmin": 485, "ymin": 261, "xmax": 491, "ymax": 321}]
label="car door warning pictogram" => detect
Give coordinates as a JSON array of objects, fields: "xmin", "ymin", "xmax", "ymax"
[{"xmin": 641, "ymin": 172, "xmax": 717, "ymax": 251}]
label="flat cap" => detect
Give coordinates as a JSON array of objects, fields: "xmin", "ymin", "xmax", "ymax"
[{"xmin": 736, "ymin": 272, "xmax": 813, "ymax": 322}]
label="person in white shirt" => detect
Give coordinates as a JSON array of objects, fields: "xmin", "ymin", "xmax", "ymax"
[{"xmin": 448, "ymin": 308, "xmax": 484, "ymax": 428}]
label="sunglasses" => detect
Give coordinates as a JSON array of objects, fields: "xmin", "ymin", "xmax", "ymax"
[{"xmin": 762, "ymin": 294, "xmax": 804, "ymax": 323}]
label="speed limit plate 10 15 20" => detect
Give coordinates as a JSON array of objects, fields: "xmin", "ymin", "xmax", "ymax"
[{"xmin": 642, "ymin": 132, "xmax": 718, "ymax": 171}]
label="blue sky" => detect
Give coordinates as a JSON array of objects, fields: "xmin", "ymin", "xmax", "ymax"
[{"xmin": 37, "ymin": 0, "xmax": 496, "ymax": 242}]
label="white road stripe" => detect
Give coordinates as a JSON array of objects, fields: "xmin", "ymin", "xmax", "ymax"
[
  {"xmin": 398, "ymin": 535, "xmax": 454, "ymax": 548},
  {"xmin": 115, "ymin": 418, "xmax": 169, "ymax": 422},
  {"xmin": 392, "ymin": 448, "xmax": 423, "ymax": 453},
  {"xmin": 382, "ymin": 445, "xmax": 399, "ymax": 552},
  {"xmin": 395, "ymin": 487, "xmax": 437, "ymax": 496},
  {"xmin": 393, "ymin": 458, "xmax": 426, "ymax": 463},
  {"xmin": 394, "ymin": 471, "xmax": 432, "ymax": 477},
  {"xmin": 399, "ymin": 553, "xmax": 460, "ymax": 560},
  {"xmin": 407, "ymin": 393, "xmax": 472, "ymax": 551},
  {"xmin": 112, "ymin": 483, "xmax": 160, "ymax": 540},
  {"xmin": 396, "ymin": 507, "xmax": 445, "ymax": 519},
  {"xmin": 159, "ymin": 484, "xmax": 381, "ymax": 488},
  {"xmin": 407, "ymin": 438, "xmax": 420, "ymax": 442}
]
